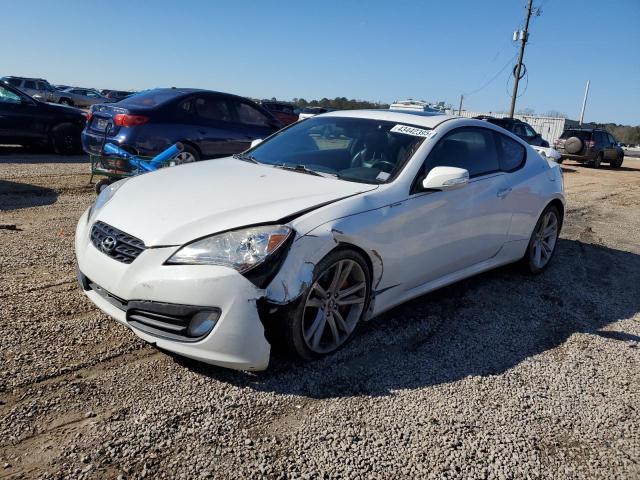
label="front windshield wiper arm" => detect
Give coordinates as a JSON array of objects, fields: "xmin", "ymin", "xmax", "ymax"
[
  {"xmin": 233, "ymin": 153, "xmax": 260, "ymax": 164},
  {"xmin": 272, "ymin": 164, "xmax": 335, "ymax": 178}
]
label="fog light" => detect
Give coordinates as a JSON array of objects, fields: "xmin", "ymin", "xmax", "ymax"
[{"xmin": 187, "ymin": 310, "xmax": 221, "ymax": 338}]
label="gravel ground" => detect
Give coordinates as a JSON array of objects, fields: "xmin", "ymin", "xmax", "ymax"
[{"xmin": 1, "ymin": 147, "xmax": 639, "ymax": 479}]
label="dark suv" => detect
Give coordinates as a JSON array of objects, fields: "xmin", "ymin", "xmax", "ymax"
[
  {"xmin": 475, "ymin": 116, "xmax": 549, "ymax": 147},
  {"xmin": 554, "ymin": 128, "xmax": 624, "ymax": 168}
]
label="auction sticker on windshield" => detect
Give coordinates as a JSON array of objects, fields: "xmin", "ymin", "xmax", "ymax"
[{"xmin": 390, "ymin": 124, "xmax": 432, "ymax": 137}]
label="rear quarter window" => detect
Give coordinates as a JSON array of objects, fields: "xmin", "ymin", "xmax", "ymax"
[{"xmin": 496, "ymin": 133, "xmax": 526, "ymax": 172}]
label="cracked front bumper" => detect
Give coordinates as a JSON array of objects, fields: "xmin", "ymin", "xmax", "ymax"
[{"xmin": 75, "ymin": 210, "xmax": 271, "ymax": 371}]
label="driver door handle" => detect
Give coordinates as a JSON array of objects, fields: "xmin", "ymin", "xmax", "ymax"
[{"xmin": 497, "ymin": 187, "xmax": 512, "ymax": 199}]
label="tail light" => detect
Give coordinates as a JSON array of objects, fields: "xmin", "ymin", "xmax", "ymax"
[
  {"xmin": 586, "ymin": 140, "xmax": 596, "ymax": 148},
  {"xmin": 113, "ymin": 114, "xmax": 149, "ymax": 127},
  {"xmin": 85, "ymin": 110, "xmax": 93, "ymax": 122}
]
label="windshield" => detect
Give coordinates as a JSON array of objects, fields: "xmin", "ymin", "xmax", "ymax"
[{"xmin": 246, "ymin": 116, "xmax": 430, "ymax": 184}]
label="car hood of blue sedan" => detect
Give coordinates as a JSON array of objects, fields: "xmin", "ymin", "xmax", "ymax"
[{"xmin": 94, "ymin": 157, "xmax": 378, "ymax": 247}]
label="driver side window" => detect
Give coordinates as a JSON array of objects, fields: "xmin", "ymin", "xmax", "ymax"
[{"xmin": 421, "ymin": 127, "xmax": 500, "ymax": 179}]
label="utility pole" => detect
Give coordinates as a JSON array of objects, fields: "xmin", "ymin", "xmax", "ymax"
[
  {"xmin": 458, "ymin": 94, "xmax": 464, "ymax": 116},
  {"xmin": 579, "ymin": 80, "xmax": 590, "ymax": 125},
  {"xmin": 509, "ymin": 0, "xmax": 534, "ymax": 118}
]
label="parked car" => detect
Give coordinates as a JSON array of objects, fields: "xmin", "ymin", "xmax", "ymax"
[
  {"xmin": 298, "ymin": 106, "xmax": 331, "ymax": 120},
  {"xmin": 55, "ymin": 84, "xmax": 73, "ymax": 91},
  {"xmin": 81, "ymin": 88, "xmax": 282, "ymax": 162},
  {"xmin": 0, "ymin": 80, "xmax": 85, "ymax": 153},
  {"xmin": 57, "ymin": 88, "xmax": 110, "ymax": 108},
  {"xmin": 554, "ymin": 128, "xmax": 624, "ymax": 168},
  {"xmin": 475, "ymin": 116, "xmax": 549, "ymax": 147},
  {"xmin": 260, "ymin": 101, "xmax": 298, "ymax": 125},
  {"xmin": 0, "ymin": 76, "xmax": 61, "ymax": 103},
  {"xmin": 103, "ymin": 90, "xmax": 136, "ymax": 102},
  {"xmin": 75, "ymin": 111, "xmax": 564, "ymax": 370}
]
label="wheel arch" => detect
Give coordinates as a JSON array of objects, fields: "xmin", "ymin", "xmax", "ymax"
[
  {"xmin": 177, "ymin": 140, "xmax": 202, "ymax": 159},
  {"xmin": 547, "ymin": 198, "xmax": 565, "ymax": 230}
]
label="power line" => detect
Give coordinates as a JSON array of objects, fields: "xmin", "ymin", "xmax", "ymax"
[{"xmin": 464, "ymin": 52, "xmax": 518, "ymax": 97}]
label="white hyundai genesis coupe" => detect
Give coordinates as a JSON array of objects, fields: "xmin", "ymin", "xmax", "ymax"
[{"xmin": 75, "ymin": 110, "xmax": 564, "ymax": 370}]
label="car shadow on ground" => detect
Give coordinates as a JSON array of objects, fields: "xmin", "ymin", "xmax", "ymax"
[
  {"xmin": 176, "ymin": 238, "xmax": 640, "ymax": 399},
  {"xmin": 0, "ymin": 146, "xmax": 87, "ymax": 164},
  {"xmin": 0, "ymin": 180, "xmax": 58, "ymax": 211}
]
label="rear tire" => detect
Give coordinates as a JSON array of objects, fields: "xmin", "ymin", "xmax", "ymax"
[
  {"xmin": 50, "ymin": 123, "xmax": 82, "ymax": 155},
  {"xmin": 592, "ymin": 152, "xmax": 603, "ymax": 168},
  {"xmin": 59, "ymin": 98, "xmax": 73, "ymax": 106},
  {"xmin": 173, "ymin": 144, "xmax": 200, "ymax": 164},
  {"xmin": 522, "ymin": 205, "xmax": 561, "ymax": 274}
]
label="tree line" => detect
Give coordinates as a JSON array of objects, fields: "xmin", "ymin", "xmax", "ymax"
[{"xmin": 290, "ymin": 97, "xmax": 389, "ymax": 111}]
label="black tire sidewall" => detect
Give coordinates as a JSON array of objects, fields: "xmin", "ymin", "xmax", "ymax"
[
  {"xmin": 51, "ymin": 124, "xmax": 81, "ymax": 155},
  {"xmin": 282, "ymin": 248, "xmax": 372, "ymax": 361},
  {"xmin": 181, "ymin": 144, "xmax": 200, "ymax": 162},
  {"xmin": 593, "ymin": 152, "xmax": 602, "ymax": 168}
]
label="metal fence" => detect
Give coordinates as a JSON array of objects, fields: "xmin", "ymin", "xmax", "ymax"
[{"xmin": 446, "ymin": 110, "xmax": 578, "ymax": 145}]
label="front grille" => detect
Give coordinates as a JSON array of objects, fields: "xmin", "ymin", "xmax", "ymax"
[{"xmin": 90, "ymin": 221, "xmax": 145, "ymax": 264}]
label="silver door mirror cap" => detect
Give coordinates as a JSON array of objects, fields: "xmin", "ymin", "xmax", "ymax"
[
  {"xmin": 250, "ymin": 138, "xmax": 263, "ymax": 149},
  {"xmin": 422, "ymin": 166, "xmax": 469, "ymax": 191}
]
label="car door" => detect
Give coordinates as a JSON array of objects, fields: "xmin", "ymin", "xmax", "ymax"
[
  {"xmin": 605, "ymin": 133, "xmax": 618, "ymax": 160},
  {"xmin": 228, "ymin": 99, "xmax": 280, "ymax": 149},
  {"xmin": 189, "ymin": 94, "xmax": 248, "ymax": 158},
  {"xmin": 392, "ymin": 126, "xmax": 515, "ymax": 289},
  {"xmin": 0, "ymin": 85, "xmax": 47, "ymax": 142}
]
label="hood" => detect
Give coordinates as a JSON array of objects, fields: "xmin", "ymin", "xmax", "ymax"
[
  {"xmin": 96, "ymin": 157, "xmax": 378, "ymax": 246},
  {"xmin": 42, "ymin": 101, "xmax": 85, "ymax": 116}
]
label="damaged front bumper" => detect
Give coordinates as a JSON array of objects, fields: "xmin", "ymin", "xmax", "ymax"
[{"xmin": 75, "ymin": 212, "xmax": 271, "ymax": 371}]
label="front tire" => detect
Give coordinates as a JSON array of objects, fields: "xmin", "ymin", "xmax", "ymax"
[
  {"xmin": 59, "ymin": 98, "xmax": 73, "ymax": 106},
  {"xmin": 611, "ymin": 154, "xmax": 624, "ymax": 168},
  {"xmin": 523, "ymin": 205, "xmax": 561, "ymax": 274},
  {"xmin": 280, "ymin": 249, "xmax": 371, "ymax": 361}
]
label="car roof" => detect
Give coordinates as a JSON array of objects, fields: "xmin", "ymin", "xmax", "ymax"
[
  {"xmin": 322, "ymin": 109, "xmax": 456, "ymax": 128},
  {"xmin": 1, "ymin": 76, "xmax": 48, "ymax": 81}
]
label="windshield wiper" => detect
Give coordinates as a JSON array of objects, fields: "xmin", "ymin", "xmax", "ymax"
[
  {"xmin": 272, "ymin": 164, "xmax": 336, "ymax": 178},
  {"xmin": 233, "ymin": 153, "xmax": 260, "ymax": 164}
]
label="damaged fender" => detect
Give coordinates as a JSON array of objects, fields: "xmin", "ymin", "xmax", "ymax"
[{"xmin": 265, "ymin": 222, "xmax": 385, "ymax": 320}]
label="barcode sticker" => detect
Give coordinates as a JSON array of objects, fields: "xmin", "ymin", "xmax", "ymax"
[{"xmin": 390, "ymin": 124, "xmax": 432, "ymax": 137}]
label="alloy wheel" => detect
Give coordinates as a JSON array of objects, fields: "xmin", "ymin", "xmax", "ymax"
[
  {"xmin": 302, "ymin": 259, "xmax": 367, "ymax": 354},
  {"xmin": 174, "ymin": 151, "xmax": 196, "ymax": 164},
  {"xmin": 531, "ymin": 211, "xmax": 558, "ymax": 269}
]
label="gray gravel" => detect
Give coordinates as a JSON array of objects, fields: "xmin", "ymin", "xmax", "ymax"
[{"xmin": 1, "ymin": 147, "xmax": 639, "ymax": 479}]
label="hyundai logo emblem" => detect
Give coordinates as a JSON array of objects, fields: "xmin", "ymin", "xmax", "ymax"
[{"xmin": 101, "ymin": 236, "xmax": 117, "ymax": 253}]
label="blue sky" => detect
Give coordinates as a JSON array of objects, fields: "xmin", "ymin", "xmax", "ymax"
[{"xmin": 1, "ymin": 0, "xmax": 638, "ymax": 124}]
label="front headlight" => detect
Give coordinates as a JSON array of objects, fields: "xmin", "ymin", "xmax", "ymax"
[
  {"xmin": 88, "ymin": 178, "xmax": 130, "ymax": 223},
  {"xmin": 166, "ymin": 225, "xmax": 292, "ymax": 272}
]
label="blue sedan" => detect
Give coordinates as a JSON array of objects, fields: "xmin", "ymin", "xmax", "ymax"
[{"xmin": 82, "ymin": 88, "xmax": 282, "ymax": 163}]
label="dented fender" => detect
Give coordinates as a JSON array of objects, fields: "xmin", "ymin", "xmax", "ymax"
[{"xmin": 265, "ymin": 221, "xmax": 385, "ymax": 320}]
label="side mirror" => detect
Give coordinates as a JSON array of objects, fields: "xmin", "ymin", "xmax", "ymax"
[
  {"xmin": 250, "ymin": 138, "xmax": 263, "ymax": 148},
  {"xmin": 32, "ymin": 94, "xmax": 43, "ymax": 101},
  {"xmin": 422, "ymin": 166, "xmax": 469, "ymax": 191}
]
